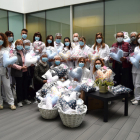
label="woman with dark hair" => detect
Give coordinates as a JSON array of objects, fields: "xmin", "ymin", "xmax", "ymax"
[
  {"xmin": 33, "ymin": 32, "xmax": 42, "ymax": 42},
  {"xmin": 91, "ymin": 58, "xmax": 105, "ymax": 80},
  {"xmin": 5, "ymin": 31, "xmax": 15, "ymax": 50},
  {"xmin": 61, "ymin": 37, "xmax": 75, "ymax": 68},
  {"xmin": 45, "ymin": 35, "xmax": 54, "ymax": 47},
  {"xmin": 0, "ymin": 33, "xmax": 16, "ymax": 110}
]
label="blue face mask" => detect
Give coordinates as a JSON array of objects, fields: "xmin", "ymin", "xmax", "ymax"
[
  {"xmin": 79, "ymin": 63, "xmax": 84, "ymax": 68},
  {"xmin": 55, "ymin": 60, "xmax": 60, "ymax": 65},
  {"xmin": 0, "ymin": 40, "xmax": 4, "ymax": 46},
  {"xmin": 8, "ymin": 37, "xmax": 13, "ymax": 42},
  {"xmin": 56, "ymin": 39, "xmax": 61, "ymax": 44},
  {"xmin": 47, "ymin": 39, "xmax": 52, "ymax": 44},
  {"xmin": 35, "ymin": 36, "xmax": 40, "ymax": 41},
  {"xmin": 65, "ymin": 42, "xmax": 70, "ymax": 46},
  {"xmin": 95, "ymin": 64, "xmax": 101, "ymax": 70},
  {"xmin": 17, "ymin": 45, "xmax": 23, "ymax": 50},
  {"xmin": 42, "ymin": 57, "xmax": 48, "ymax": 62},
  {"xmin": 22, "ymin": 34, "xmax": 27, "ymax": 39},
  {"xmin": 79, "ymin": 41, "xmax": 84, "ymax": 46},
  {"xmin": 25, "ymin": 46, "xmax": 30, "ymax": 50},
  {"xmin": 96, "ymin": 39, "xmax": 102, "ymax": 44}
]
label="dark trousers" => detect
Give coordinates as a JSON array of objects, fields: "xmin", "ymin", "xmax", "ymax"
[
  {"xmin": 33, "ymin": 80, "xmax": 44, "ymax": 93},
  {"xmin": 113, "ymin": 63, "xmax": 134, "ymax": 92},
  {"xmin": 15, "ymin": 72, "xmax": 28, "ymax": 103}
]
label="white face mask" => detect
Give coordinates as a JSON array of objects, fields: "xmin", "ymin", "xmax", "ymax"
[
  {"xmin": 73, "ymin": 37, "xmax": 78, "ymax": 42},
  {"xmin": 138, "ymin": 39, "xmax": 140, "ymax": 44},
  {"xmin": 116, "ymin": 37, "xmax": 123, "ymax": 43}
]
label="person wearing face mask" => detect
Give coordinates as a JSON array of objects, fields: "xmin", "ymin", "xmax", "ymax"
[
  {"xmin": 89, "ymin": 32, "xmax": 110, "ymax": 78},
  {"xmin": 5, "ymin": 31, "xmax": 16, "ymax": 97},
  {"xmin": 73, "ymin": 36, "xmax": 90, "ymax": 68},
  {"xmin": 11, "ymin": 39, "xmax": 31, "ymax": 107},
  {"xmin": 77, "ymin": 57, "xmax": 90, "ymax": 81},
  {"xmin": 33, "ymin": 32, "xmax": 42, "ymax": 42},
  {"xmin": 131, "ymin": 33, "xmax": 140, "ymax": 105},
  {"xmin": 92, "ymin": 58, "xmax": 105, "ymax": 80},
  {"xmin": 110, "ymin": 32, "xmax": 132, "ymax": 93},
  {"xmin": 54, "ymin": 33, "xmax": 64, "ymax": 52},
  {"xmin": 61, "ymin": 37, "xmax": 75, "ymax": 68},
  {"xmin": 71, "ymin": 33, "xmax": 79, "ymax": 49},
  {"xmin": 21, "ymin": 29, "xmax": 28, "ymax": 41},
  {"xmin": 0, "ymin": 33, "xmax": 16, "ymax": 110},
  {"xmin": 33, "ymin": 53, "xmax": 49, "ymax": 93}
]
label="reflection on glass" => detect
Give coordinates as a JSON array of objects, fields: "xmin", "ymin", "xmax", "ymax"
[
  {"xmin": 105, "ymin": 0, "xmax": 140, "ymax": 47},
  {"xmin": 73, "ymin": 1, "xmax": 103, "ymax": 47},
  {"xmin": 0, "ymin": 9, "xmax": 8, "ymax": 33},
  {"xmin": 46, "ymin": 7, "xmax": 70, "ymax": 41},
  {"xmin": 9, "ymin": 11, "xmax": 24, "ymax": 41},
  {"xmin": 26, "ymin": 12, "xmax": 46, "ymax": 42}
]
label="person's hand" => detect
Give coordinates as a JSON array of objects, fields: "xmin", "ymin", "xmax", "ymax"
[
  {"xmin": 21, "ymin": 66, "xmax": 27, "ymax": 70},
  {"xmin": 8, "ymin": 64, "xmax": 12, "ymax": 68},
  {"xmin": 43, "ymin": 80, "xmax": 47, "ymax": 83},
  {"xmin": 74, "ymin": 78, "xmax": 79, "ymax": 82},
  {"xmin": 110, "ymin": 57, "xmax": 114, "ymax": 61},
  {"xmin": 120, "ymin": 57, "xmax": 126, "ymax": 62}
]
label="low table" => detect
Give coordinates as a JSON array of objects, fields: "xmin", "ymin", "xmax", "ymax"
[{"xmin": 85, "ymin": 91, "xmax": 128, "ymax": 122}]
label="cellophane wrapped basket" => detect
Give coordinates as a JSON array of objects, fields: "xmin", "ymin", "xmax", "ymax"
[
  {"xmin": 58, "ymin": 105, "xmax": 87, "ymax": 128},
  {"xmin": 38, "ymin": 103, "xmax": 58, "ymax": 119}
]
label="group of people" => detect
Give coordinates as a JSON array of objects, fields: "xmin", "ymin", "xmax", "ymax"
[{"xmin": 0, "ymin": 28, "xmax": 140, "ymax": 111}]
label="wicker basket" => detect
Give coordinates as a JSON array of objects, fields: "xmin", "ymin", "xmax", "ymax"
[
  {"xmin": 58, "ymin": 105, "xmax": 87, "ymax": 128},
  {"xmin": 38, "ymin": 103, "xmax": 58, "ymax": 119}
]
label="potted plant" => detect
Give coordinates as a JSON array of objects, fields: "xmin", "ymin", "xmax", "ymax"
[{"xmin": 95, "ymin": 78, "xmax": 114, "ymax": 93}]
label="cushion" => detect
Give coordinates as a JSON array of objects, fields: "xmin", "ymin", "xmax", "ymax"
[
  {"xmin": 32, "ymin": 41, "xmax": 45, "ymax": 53},
  {"xmin": 110, "ymin": 49, "xmax": 123, "ymax": 63},
  {"xmin": 130, "ymin": 53, "xmax": 140, "ymax": 69},
  {"xmin": 3, "ymin": 52, "xmax": 17, "ymax": 67},
  {"xmin": 69, "ymin": 67, "xmax": 82, "ymax": 81},
  {"xmin": 46, "ymin": 50, "xmax": 57, "ymax": 60},
  {"xmin": 25, "ymin": 52, "xmax": 38, "ymax": 67}
]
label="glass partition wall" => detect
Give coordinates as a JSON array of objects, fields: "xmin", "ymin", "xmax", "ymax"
[{"xmin": 0, "ymin": 9, "xmax": 24, "ymax": 41}]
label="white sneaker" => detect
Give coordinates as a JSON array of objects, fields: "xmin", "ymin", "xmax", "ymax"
[
  {"xmin": 132, "ymin": 100, "xmax": 139, "ymax": 105},
  {"xmin": 131, "ymin": 98, "xmax": 135, "ymax": 102},
  {"xmin": 18, "ymin": 102, "xmax": 23, "ymax": 107},
  {"xmin": 24, "ymin": 100, "xmax": 31, "ymax": 105}
]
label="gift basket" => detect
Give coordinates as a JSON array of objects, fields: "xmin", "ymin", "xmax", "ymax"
[
  {"xmin": 110, "ymin": 47, "xmax": 128, "ymax": 63},
  {"xmin": 81, "ymin": 78, "xmax": 96, "ymax": 92},
  {"xmin": 58, "ymin": 91, "xmax": 87, "ymax": 128},
  {"xmin": 37, "ymin": 82, "xmax": 61, "ymax": 119},
  {"xmin": 108, "ymin": 85, "xmax": 132, "ymax": 96},
  {"xmin": 129, "ymin": 52, "xmax": 140, "ymax": 69}
]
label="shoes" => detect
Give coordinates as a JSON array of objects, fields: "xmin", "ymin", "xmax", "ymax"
[
  {"xmin": 131, "ymin": 98, "xmax": 135, "ymax": 102},
  {"xmin": 132, "ymin": 100, "xmax": 139, "ymax": 105},
  {"xmin": 0, "ymin": 105, "xmax": 3, "ymax": 110},
  {"xmin": 108, "ymin": 101, "xmax": 111, "ymax": 105},
  {"xmin": 18, "ymin": 102, "xmax": 23, "ymax": 107},
  {"xmin": 24, "ymin": 100, "xmax": 31, "ymax": 105},
  {"xmin": 10, "ymin": 105, "xmax": 16, "ymax": 110}
]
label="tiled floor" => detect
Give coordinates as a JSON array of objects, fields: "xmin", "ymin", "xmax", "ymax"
[{"xmin": 0, "ymin": 100, "xmax": 140, "ymax": 140}]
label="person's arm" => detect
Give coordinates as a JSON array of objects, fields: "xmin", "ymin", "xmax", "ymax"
[{"xmin": 34, "ymin": 66, "xmax": 46, "ymax": 84}]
